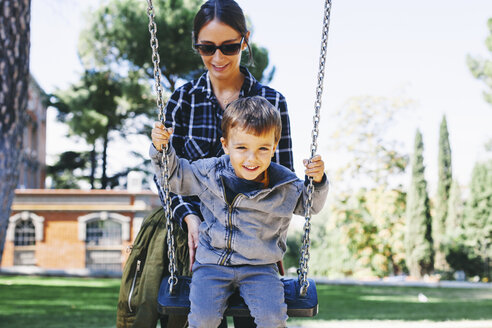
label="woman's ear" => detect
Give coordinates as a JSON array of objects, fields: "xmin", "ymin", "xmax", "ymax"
[
  {"xmin": 242, "ymin": 31, "xmax": 251, "ymax": 51},
  {"xmin": 221, "ymin": 137, "xmax": 229, "ymax": 154}
]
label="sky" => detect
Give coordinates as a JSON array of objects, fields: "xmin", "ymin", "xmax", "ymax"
[{"xmin": 31, "ymin": 0, "xmax": 492, "ymax": 192}]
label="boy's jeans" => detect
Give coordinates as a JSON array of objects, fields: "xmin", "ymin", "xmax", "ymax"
[{"xmin": 188, "ymin": 261, "xmax": 288, "ymax": 328}]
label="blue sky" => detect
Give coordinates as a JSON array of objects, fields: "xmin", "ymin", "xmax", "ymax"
[{"xmin": 31, "ymin": 0, "xmax": 492, "ymax": 191}]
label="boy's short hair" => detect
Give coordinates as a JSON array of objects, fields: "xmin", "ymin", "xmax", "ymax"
[{"xmin": 222, "ymin": 96, "xmax": 282, "ymax": 143}]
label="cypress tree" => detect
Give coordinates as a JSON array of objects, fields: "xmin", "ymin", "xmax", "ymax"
[
  {"xmin": 463, "ymin": 161, "xmax": 492, "ymax": 279},
  {"xmin": 446, "ymin": 180, "xmax": 463, "ymax": 238},
  {"xmin": 405, "ymin": 129, "xmax": 434, "ymax": 277},
  {"xmin": 434, "ymin": 115, "xmax": 452, "ymax": 270}
]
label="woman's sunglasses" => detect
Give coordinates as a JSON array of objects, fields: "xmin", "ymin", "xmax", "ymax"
[{"xmin": 194, "ymin": 37, "xmax": 244, "ymax": 56}]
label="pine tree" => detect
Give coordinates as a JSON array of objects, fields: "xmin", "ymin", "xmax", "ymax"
[
  {"xmin": 405, "ymin": 129, "xmax": 434, "ymax": 278},
  {"xmin": 434, "ymin": 115, "xmax": 452, "ymax": 270},
  {"xmin": 463, "ymin": 161, "xmax": 492, "ymax": 279}
]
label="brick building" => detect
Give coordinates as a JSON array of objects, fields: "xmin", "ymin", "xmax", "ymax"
[
  {"xmin": 1, "ymin": 189, "xmax": 159, "ymax": 275},
  {"xmin": 18, "ymin": 76, "xmax": 47, "ymax": 189},
  {"xmin": 0, "ymin": 76, "xmax": 161, "ymax": 276}
]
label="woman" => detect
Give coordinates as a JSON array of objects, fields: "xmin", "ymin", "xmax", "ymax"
[{"xmin": 154, "ymin": 0, "xmax": 294, "ymax": 326}]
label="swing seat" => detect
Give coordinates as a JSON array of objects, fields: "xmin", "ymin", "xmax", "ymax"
[{"xmin": 157, "ymin": 275, "xmax": 318, "ymax": 317}]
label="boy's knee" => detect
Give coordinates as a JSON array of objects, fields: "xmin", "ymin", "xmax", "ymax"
[
  {"xmin": 188, "ymin": 311, "xmax": 223, "ymax": 328},
  {"xmin": 252, "ymin": 303, "xmax": 288, "ymax": 327}
]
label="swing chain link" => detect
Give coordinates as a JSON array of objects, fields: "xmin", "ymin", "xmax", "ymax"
[
  {"xmin": 147, "ymin": 0, "xmax": 165, "ymax": 120},
  {"xmin": 298, "ymin": 0, "xmax": 332, "ymax": 297},
  {"xmin": 146, "ymin": 0, "xmax": 178, "ymax": 294}
]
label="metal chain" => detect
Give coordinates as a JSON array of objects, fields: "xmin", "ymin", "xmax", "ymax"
[
  {"xmin": 298, "ymin": 0, "xmax": 332, "ymax": 297},
  {"xmin": 146, "ymin": 0, "xmax": 178, "ymax": 294}
]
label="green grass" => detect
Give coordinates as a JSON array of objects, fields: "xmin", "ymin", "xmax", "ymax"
[
  {"xmin": 0, "ymin": 276, "xmax": 120, "ymax": 328},
  {"xmin": 1, "ymin": 276, "xmax": 492, "ymax": 327},
  {"xmin": 291, "ymin": 284, "xmax": 492, "ymax": 324}
]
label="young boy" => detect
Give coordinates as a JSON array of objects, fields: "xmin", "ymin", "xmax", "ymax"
[{"xmin": 150, "ymin": 96, "xmax": 328, "ymax": 328}]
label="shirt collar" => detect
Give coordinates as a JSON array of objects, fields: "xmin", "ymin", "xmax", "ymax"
[{"xmin": 239, "ymin": 66, "xmax": 256, "ymax": 97}]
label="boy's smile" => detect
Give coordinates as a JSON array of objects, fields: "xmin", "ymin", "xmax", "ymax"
[{"xmin": 221, "ymin": 127, "xmax": 278, "ymax": 183}]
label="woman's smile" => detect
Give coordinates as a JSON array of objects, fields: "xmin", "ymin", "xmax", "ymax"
[{"xmin": 212, "ymin": 63, "xmax": 229, "ymax": 72}]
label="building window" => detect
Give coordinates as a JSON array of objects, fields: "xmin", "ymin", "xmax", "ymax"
[
  {"xmin": 14, "ymin": 220, "xmax": 36, "ymax": 246},
  {"xmin": 78, "ymin": 212, "xmax": 130, "ymax": 273},
  {"xmin": 86, "ymin": 220, "xmax": 122, "ymax": 246},
  {"xmin": 14, "ymin": 220, "xmax": 36, "ymax": 266},
  {"xmin": 7, "ymin": 212, "xmax": 45, "ymax": 266}
]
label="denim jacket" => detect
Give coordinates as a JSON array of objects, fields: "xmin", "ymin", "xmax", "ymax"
[{"xmin": 150, "ymin": 145, "xmax": 329, "ymax": 266}]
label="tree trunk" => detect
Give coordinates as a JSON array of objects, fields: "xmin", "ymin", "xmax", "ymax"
[
  {"xmin": 0, "ymin": 0, "xmax": 31, "ymax": 264},
  {"xmin": 90, "ymin": 143, "xmax": 96, "ymax": 189},
  {"xmin": 101, "ymin": 126, "xmax": 109, "ymax": 189}
]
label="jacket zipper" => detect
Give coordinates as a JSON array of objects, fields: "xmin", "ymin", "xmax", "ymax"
[
  {"xmin": 220, "ymin": 177, "xmax": 242, "ymax": 265},
  {"xmin": 128, "ymin": 259, "xmax": 141, "ymax": 312},
  {"xmin": 220, "ymin": 202, "xmax": 234, "ymax": 265}
]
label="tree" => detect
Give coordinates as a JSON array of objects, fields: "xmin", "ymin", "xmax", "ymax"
[
  {"xmin": 322, "ymin": 188, "xmax": 407, "ymax": 278},
  {"xmin": 329, "ymin": 95, "xmax": 412, "ymax": 192},
  {"xmin": 443, "ymin": 179, "xmax": 482, "ymax": 278},
  {"xmin": 365, "ymin": 188, "xmax": 407, "ymax": 276},
  {"xmin": 434, "ymin": 115, "xmax": 452, "ymax": 271},
  {"xmin": 464, "ymin": 17, "xmax": 492, "ymax": 279},
  {"xmin": 51, "ymin": 69, "xmax": 154, "ymax": 189},
  {"xmin": 79, "ymin": 0, "xmax": 202, "ymax": 92},
  {"xmin": 446, "ymin": 180, "xmax": 464, "ymax": 238},
  {"xmin": 78, "ymin": 0, "xmax": 274, "ymax": 90},
  {"xmin": 405, "ymin": 129, "xmax": 434, "ymax": 278},
  {"xmin": 467, "ymin": 18, "xmax": 492, "ymax": 107},
  {"xmin": 314, "ymin": 95, "xmax": 412, "ymax": 277},
  {"xmin": 0, "ymin": 0, "xmax": 31, "ymax": 264},
  {"xmin": 47, "ymin": 151, "xmax": 90, "ymax": 189},
  {"xmin": 463, "ymin": 160, "xmax": 492, "ymax": 279}
]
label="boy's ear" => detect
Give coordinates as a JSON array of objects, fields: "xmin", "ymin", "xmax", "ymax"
[
  {"xmin": 272, "ymin": 140, "xmax": 279, "ymax": 155},
  {"xmin": 220, "ymin": 137, "xmax": 229, "ymax": 154}
]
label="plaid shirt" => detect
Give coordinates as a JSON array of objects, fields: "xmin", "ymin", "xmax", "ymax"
[{"xmin": 154, "ymin": 66, "xmax": 294, "ymax": 229}]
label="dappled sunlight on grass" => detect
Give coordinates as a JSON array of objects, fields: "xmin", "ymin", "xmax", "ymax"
[
  {"xmin": 1, "ymin": 276, "xmax": 491, "ymax": 327},
  {"xmin": 0, "ymin": 275, "xmax": 121, "ymax": 287},
  {"xmin": 0, "ymin": 276, "xmax": 120, "ymax": 328},
  {"xmin": 359, "ymin": 295, "xmax": 429, "ymax": 303},
  {"xmin": 310, "ymin": 284, "xmax": 492, "ymax": 322}
]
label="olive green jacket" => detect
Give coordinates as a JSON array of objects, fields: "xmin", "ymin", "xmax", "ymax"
[{"xmin": 116, "ymin": 207, "xmax": 190, "ymax": 328}]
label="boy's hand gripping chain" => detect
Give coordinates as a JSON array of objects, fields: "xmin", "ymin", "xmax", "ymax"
[
  {"xmin": 299, "ymin": 0, "xmax": 332, "ymax": 297},
  {"xmin": 147, "ymin": 0, "xmax": 178, "ymax": 294}
]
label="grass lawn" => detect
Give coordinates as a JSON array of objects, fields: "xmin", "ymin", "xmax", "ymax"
[
  {"xmin": 1, "ymin": 276, "xmax": 492, "ymax": 327},
  {"xmin": 289, "ymin": 284, "xmax": 492, "ymax": 325},
  {"xmin": 0, "ymin": 276, "xmax": 120, "ymax": 328}
]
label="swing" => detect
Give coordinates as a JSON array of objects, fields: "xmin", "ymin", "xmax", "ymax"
[{"xmin": 145, "ymin": 0, "xmax": 333, "ymax": 318}]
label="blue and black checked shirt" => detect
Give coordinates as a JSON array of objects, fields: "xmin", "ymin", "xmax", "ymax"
[{"xmin": 154, "ymin": 66, "xmax": 294, "ymax": 229}]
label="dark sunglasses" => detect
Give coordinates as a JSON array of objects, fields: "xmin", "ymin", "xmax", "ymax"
[{"xmin": 194, "ymin": 37, "xmax": 244, "ymax": 56}]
